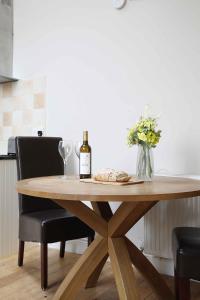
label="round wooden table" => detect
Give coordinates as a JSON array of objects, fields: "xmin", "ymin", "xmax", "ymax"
[{"xmin": 16, "ymin": 176, "xmax": 200, "ymax": 300}]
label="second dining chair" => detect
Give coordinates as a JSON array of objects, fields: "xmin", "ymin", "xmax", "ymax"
[
  {"xmin": 15, "ymin": 136, "xmax": 95, "ymax": 290},
  {"xmin": 172, "ymin": 226, "xmax": 200, "ymax": 300}
]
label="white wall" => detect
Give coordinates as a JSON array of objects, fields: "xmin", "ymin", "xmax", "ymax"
[
  {"xmin": 13, "ymin": 0, "xmax": 200, "ymax": 175},
  {"xmin": 13, "ymin": 0, "xmax": 200, "ymax": 248}
]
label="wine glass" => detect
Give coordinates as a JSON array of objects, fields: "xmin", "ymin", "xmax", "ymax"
[
  {"xmin": 58, "ymin": 140, "xmax": 73, "ymax": 179},
  {"xmin": 75, "ymin": 141, "xmax": 81, "ymax": 159}
]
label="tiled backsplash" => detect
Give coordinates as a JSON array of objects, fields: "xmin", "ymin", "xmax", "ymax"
[{"xmin": 0, "ymin": 77, "xmax": 46, "ymax": 153}]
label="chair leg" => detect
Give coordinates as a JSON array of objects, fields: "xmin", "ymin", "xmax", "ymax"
[
  {"xmin": 60, "ymin": 241, "xmax": 65, "ymax": 258},
  {"xmin": 41, "ymin": 243, "xmax": 48, "ymax": 290},
  {"xmin": 174, "ymin": 269, "xmax": 190, "ymax": 300},
  {"xmin": 18, "ymin": 240, "xmax": 25, "ymax": 267},
  {"xmin": 88, "ymin": 235, "xmax": 94, "ymax": 246}
]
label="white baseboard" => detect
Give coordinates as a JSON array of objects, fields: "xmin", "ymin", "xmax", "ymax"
[
  {"xmin": 49, "ymin": 238, "xmax": 88, "ymax": 254},
  {"xmin": 49, "ymin": 240, "xmax": 174, "ymax": 277},
  {"xmin": 144, "ymin": 253, "xmax": 174, "ymax": 276}
]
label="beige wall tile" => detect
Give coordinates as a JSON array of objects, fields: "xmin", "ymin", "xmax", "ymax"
[
  {"xmin": 3, "ymin": 112, "xmax": 12, "ymax": 126},
  {"xmin": 12, "ymin": 80, "xmax": 33, "ymax": 97},
  {"xmin": 23, "ymin": 80, "xmax": 33, "ymax": 95},
  {"xmin": 22, "ymin": 126, "xmax": 33, "ymax": 136},
  {"xmin": 0, "ymin": 113, "xmax": 3, "ymax": 126},
  {"xmin": 13, "ymin": 110, "xmax": 23, "ymax": 126},
  {"xmin": 12, "ymin": 94, "xmax": 35, "ymax": 110},
  {"xmin": 1, "ymin": 98, "xmax": 13, "ymax": 112},
  {"xmin": 21, "ymin": 95, "xmax": 34, "ymax": 109},
  {"xmin": 32, "ymin": 109, "xmax": 46, "ymax": 129},
  {"xmin": 12, "ymin": 96, "xmax": 23, "ymax": 110},
  {"xmin": 2, "ymin": 83, "xmax": 13, "ymax": 97},
  {"xmin": 0, "ymin": 78, "xmax": 46, "ymax": 148},
  {"xmin": 12, "ymin": 125, "xmax": 33, "ymax": 136},
  {"xmin": 0, "ymin": 126, "xmax": 3, "ymax": 138},
  {"xmin": 12, "ymin": 125, "xmax": 23, "ymax": 136},
  {"xmin": 12, "ymin": 125, "xmax": 32, "ymax": 136},
  {"xmin": 34, "ymin": 93, "xmax": 45, "ymax": 109},
  {"xmin": 2, "ymin": 127, "xmax": 12, "ymax": 139},
  {"xmin": 23, "ymin": 110, "xmax": 33, "ymax": 125},
  {"xmin": 12, "ymin": 81, "xmax": 24, "ymax": 97}
]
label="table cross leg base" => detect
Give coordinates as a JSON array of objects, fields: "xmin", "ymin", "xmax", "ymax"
[
  {"xmin": 53, "ymin": 236, "xmax": 108, "ymax": 300},
  {"xmin": 52, "ymin": 199, "xmax": 175, "ymax": 300}
]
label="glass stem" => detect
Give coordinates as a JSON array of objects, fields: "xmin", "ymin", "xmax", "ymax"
[{"xmin": 64, "ymin": 160, "xmax": 67, "ymax": 178}]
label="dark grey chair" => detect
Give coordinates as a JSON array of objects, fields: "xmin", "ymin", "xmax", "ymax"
[
  {"xmin": 172, "ymin": 227, "xmax": 200, "ymax": 300},
  {"xmin": 16, "ymin": 136, "xmax": 94, "ymax": 290}
]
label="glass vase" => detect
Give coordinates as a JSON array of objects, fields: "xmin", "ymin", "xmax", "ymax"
[{"xmin": 136, "ymin": 144, "xmax": 154, "ymax": 181}]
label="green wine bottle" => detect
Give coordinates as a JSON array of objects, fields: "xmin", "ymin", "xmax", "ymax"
[{"xmin": 79, "ymin": 131, "xmax": 91, "ymax": 179}]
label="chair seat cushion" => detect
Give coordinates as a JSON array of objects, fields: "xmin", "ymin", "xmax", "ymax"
[
  {"xmin": 19, "ymin": 208, "xmax": 94, "ymax": 243},
  {"xmin": 172, "ymin": 227, "xmax": 200, "ymax": 280}
]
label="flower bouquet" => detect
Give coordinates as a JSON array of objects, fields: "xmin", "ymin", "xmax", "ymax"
[{"xmin": 127, "ymin": 116, "xmax": 161, "ymax": 181}]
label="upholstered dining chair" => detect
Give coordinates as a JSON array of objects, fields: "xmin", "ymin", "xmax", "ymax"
[
  {"xmin": 172, "ymin": 227, "xmax": 200, "ymax": 300},
  {"xmin": 15, "ymin": 136, "xmax": 95, "ymax": 290}
]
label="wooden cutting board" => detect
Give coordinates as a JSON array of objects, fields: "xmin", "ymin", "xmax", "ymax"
[{"xmin": 80, "ymin": 177, "xmax": 144, "ymax": 186}]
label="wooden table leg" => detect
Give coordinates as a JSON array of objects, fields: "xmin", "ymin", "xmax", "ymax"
[
  {"xmin": 108, "ymin": 201, "xmax": 157, "ymax": 237},
  {"xmin": 108, "ymin": 237, "xmax": 140, "ymax": 300},
  {"xmin": 53, "ymin": 236, "xmax": 107, "ymax": 300},
  {"xmin": 125, "ymin": 237, "xmax": 175, "ymax": 300},
  {"xmin": 53, "ymin": 199, "xmax": 108, "ymax": 236},
  {"xmin": 91, "ymin": 202, "xmax": 113, "ymax": 221},
  {"xmin": 54, "ymin": 200, "xmax": 112, "ymax": 290},
  {"xmin": 85, "ymin": 202, "xmax": 112, "ymax": 288},
  {"xmin": 85, "ymin": 253, "xmax": 109, "ymax": 288}
]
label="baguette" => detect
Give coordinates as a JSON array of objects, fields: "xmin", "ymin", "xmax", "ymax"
[{"xmin": 94, "ymin": 169, "xmax": 130, "ymax": 182}]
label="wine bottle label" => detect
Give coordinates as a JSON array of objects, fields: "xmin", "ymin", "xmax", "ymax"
[{"xmin": 80, "ymin": 153, "xmax": 91, "ymax": 174}]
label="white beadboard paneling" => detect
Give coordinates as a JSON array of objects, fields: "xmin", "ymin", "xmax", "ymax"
[
  {"xmin": 0, "ymin": 160, "xmax": 18, "ymax": 257},
  {"xmin": 144, "ymin": 193, "xmax": 200, "ymax": 259}
]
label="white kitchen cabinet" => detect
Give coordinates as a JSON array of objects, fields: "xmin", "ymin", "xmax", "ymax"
[{"xmin": 0, "ymin": 159, "xmax": 18, "ymax": 257}]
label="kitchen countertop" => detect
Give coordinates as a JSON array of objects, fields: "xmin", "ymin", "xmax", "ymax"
[{"xmin": 0, "ymin": 155, "xmax": 16, "ymax": 160}]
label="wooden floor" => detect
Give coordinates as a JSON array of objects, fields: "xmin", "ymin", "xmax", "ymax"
[{"xmin": 1, "ymin": 245, "xmax": 200, "ymax": 300}]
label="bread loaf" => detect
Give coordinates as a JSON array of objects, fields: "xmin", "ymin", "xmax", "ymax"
[{"xmin": 94, "ymin": 169, "xmax": 130, "ymax": 182}]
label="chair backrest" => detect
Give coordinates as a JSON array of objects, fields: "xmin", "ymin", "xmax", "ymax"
[{"xmin": 16, "ymin": 136, "xmax": 64, "ymax": 215}]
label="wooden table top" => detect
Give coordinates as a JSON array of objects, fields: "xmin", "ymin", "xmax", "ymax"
[{"xmin": 16, "ymin": 175, "xmax": 200, "ymax": 202}]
